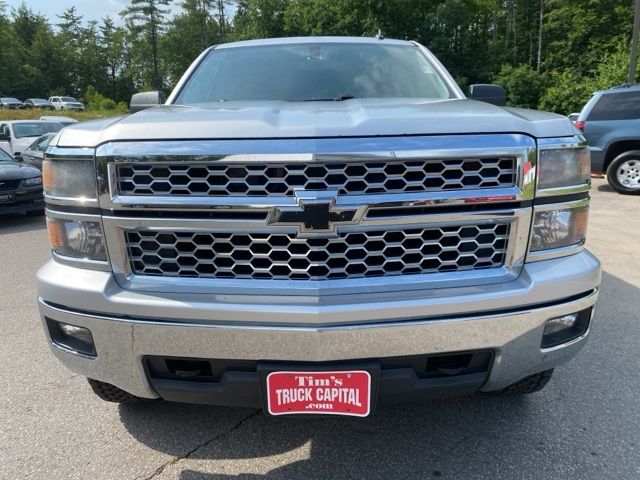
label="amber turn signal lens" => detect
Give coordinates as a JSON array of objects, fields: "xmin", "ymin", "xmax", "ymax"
[
  {"xmin": 45, "ymin": 218, "xmax": 108, "ymax": 261},
  {"xmin": 46, "ymin": 219, "xmax": 64, "ymax": 250},
  {"xmin": 42, "ymin": 160, "xmax": 54, "ymax": 191},
  {"xmin": 573, "ymin": 208, "xmax": 589, "ymax": 238}
]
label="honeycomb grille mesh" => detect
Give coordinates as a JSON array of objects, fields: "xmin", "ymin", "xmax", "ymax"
[
  {"xmin": 116, "ymin": 157, "xmax": 517, "ymax": 197},
  {"xmin": 125, "ymin": 223, "xmax": 510, "ymax": 281}
]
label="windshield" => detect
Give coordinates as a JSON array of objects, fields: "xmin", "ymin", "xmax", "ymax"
[
  {"xmin": 175, "ymin": 43, "xmax": 453, "ymax": 104},
  {"xmin": 31, "ymin": 99, "xmax": 48, "ymax": 104},
  {"xmin": 1, "ymin": 98, "xmax": 21, "ymax": 103},
  {"xmin": 0, "ymin": 148, "xmax": 15, "ymax": 163},
  {"xmin": 60, "ymin": 97, "xmax": 78, "ymax": 102},
  {"xmin": 12, "ymin": 122, "xmax": 63, "ymax": 139}
]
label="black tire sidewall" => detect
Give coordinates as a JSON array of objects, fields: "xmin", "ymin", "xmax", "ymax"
[{"xmin": 607, "ymin": 151, "xmax": 640, "ymax": 195}]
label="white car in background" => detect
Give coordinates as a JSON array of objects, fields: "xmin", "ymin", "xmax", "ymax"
[
  {"xmin": 48, "ymin": 96, "xmax": 85, "ymax": 111},
  {"xmin": 0, "ymin": 121, "xmax": 64, "ymax": 158}
]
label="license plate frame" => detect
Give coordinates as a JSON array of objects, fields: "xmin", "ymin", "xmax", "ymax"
[
  {"xmin": 264, "ymin": 369, "xmax": 374, "ymax": 417},
  {"xmin": 0, "ymin": 192, "xmax": 15, "ymax": 204}
]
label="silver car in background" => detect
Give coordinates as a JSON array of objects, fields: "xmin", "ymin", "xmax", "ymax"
[
  {"xmin": 24, "ymin": 98, "xmax": 55, "ymax": 110},
  {"xmin": 0, "ymin": 97, "xmax": 25, "ymax": 109}
]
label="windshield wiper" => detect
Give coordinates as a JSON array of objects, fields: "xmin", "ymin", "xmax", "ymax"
[{"xmin": 299, "ymin": 94, "xmax": 356, "ymax": 102}]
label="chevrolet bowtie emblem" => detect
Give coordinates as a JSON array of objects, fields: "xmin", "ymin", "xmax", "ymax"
[{"xmin": 266, "ymin": 191, "xmax": 366, "ymax": 235}]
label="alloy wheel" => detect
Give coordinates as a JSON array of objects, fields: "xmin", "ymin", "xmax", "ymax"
[{"xmin": 616, "ymin": 159, "xmax": 640, "ymax": 190}]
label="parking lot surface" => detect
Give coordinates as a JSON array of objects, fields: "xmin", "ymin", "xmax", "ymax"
[{"xmin": 0, "ymin": 177, "xmax": 638, "ymax": 480}]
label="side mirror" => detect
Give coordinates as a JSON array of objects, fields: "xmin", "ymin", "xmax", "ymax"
[
  {"xmin": 130, "ymin": 91, "xmax": 166, "ymax": 113},
  {"xmin": 469, "ymin": 84, "xmax": 507, "ymax": 106},
  {"xmin": 14, "ymin": 154, "xmax": 23, "ymax": 162},
  {"xmin": 0, "ymin": 132, "xmax": 10, "ymax": 142}
]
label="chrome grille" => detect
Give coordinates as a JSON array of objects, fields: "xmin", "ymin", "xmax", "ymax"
[
  {"xmin": 125, "ymin": 223, "xmax": 510, "ymax": 281},
  {"xmin": 116, "ymin": 157, "xmax": 517, "ymax": 197}
]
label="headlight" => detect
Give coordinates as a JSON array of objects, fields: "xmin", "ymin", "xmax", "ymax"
[
  {"xmin": 538, "ymin": 148, "xmax": 590, "ymax": 191},
  {"xmin": 46, "ymin": 217, "xmax": 107, "ymax": 261},
  {"xmin": 23, "ymin": 176, "xmax": 42, "ymax": 186},
  {"xmin": 42, "ymin": 160, "xmax": 96, "ymax": 199},
  {"xmin": 529, "ymin": 201, "xmax": 588, "ymax": 257}
]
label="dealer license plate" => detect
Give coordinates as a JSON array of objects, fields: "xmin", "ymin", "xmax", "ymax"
[
  {"xmin": 0, "ymin": 192, "xmax": 15, "ymax": 204},
  {"xmin": 266, "ymin": 370, "xmax": 371, "ymax": 417}
]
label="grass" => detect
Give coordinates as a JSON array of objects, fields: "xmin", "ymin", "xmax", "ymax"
[{"xmin": 0, "ymin": 108, "xmax": 126, "ymax": 122}]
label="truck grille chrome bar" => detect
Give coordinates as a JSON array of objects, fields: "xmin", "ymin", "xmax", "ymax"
[
  {"xmin": 125, "ymin": 223, "xmax": 510, "ymax": 281},
  {"xmin": 115, "ymin": 157, "xmax": 517, "ymax": 197}
]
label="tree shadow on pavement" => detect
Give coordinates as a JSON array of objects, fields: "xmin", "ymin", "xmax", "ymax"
[
  {"xmin": 118, "ymin": 270, "xmax": 638, "ymax": 480},
  {"xmin": 121, "ymin": 394, "xmax": 533, "ymax": 479}
]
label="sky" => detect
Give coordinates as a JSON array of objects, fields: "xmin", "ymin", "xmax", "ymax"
[{"xmin": 5, "ymin": 0, "xmax": 183, "ymax": 24}]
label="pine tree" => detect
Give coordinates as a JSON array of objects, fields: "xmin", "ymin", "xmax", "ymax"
[
  {"xmin": 182, "ymin": 0, "xmax": 213, "ymax": 49},
  {"xmin": 121, "ymin": 0, "xmax": 172, "ymax": 90},
  {"xmin": 100, "ymin": 17, "xmax": 127, "ymax": 100}
]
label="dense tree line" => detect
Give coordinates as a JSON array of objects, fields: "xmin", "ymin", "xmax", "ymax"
[{"xmin": 0, "ymin": 0, "xmax": 635, "ymax": 114}]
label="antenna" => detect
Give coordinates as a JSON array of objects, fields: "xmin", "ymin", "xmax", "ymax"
[{"xmin": 375, "ymin": 29, "xmax": 384, "ymax": 40}]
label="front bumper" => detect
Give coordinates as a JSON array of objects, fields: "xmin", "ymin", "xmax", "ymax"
[{"xmin": 37, "ymin": 251, "xmax": 601, "ymax": 403}]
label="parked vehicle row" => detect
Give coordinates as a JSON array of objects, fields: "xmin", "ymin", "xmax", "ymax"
[{"xmin": 0, "ymin": 96, "xmax": 85, "ymax": 111}]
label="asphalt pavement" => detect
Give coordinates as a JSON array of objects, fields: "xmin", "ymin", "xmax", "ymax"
[{"xmin": 0, "ymin": 177, "xmax": 638, "ymax": 480}]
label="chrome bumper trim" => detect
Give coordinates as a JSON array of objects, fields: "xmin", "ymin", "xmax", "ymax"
[{"xmin": 38, "ymin": 289, "xmax": 599, "ymax": 399}]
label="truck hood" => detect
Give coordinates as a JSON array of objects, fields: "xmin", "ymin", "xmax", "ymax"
[
  {"xmin": 0, "ymin": 161, "xmax": 40, "ymax": 180},
  {"xmin": 55, "ymin": 98, "xmax": 576, "ymax": 148}
]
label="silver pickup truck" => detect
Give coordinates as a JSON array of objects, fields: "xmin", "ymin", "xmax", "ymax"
[{"xmin": 37, "ymin": 37, "xmax": 600, "ymax": 417}]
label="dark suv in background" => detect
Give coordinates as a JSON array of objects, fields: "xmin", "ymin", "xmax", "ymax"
[{"xmin": 578, "ymin": 84, "xmax": 640, "ymax": 194}]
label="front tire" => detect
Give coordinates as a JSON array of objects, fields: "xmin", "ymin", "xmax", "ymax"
[
  {"xmin": 497, "ymin": 369, "xmax": 554, "ymax": 394},
  {"xmin": 606, "ymin": 151, "xmax": 640, "ymax": 195},
  {"xmin": 87, "ymin": 378, "xmax": 147, "ymax": 404}
]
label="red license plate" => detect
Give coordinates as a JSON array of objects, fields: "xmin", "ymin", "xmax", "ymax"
[{"xmin": 266, "ymin": 370, "xmax": 371, "ymax": 417}]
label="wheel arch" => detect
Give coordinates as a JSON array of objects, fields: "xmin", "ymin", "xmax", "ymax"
[{"xmin": 603, "ymin": 139, "xmax": 640, "ymax": 172}]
